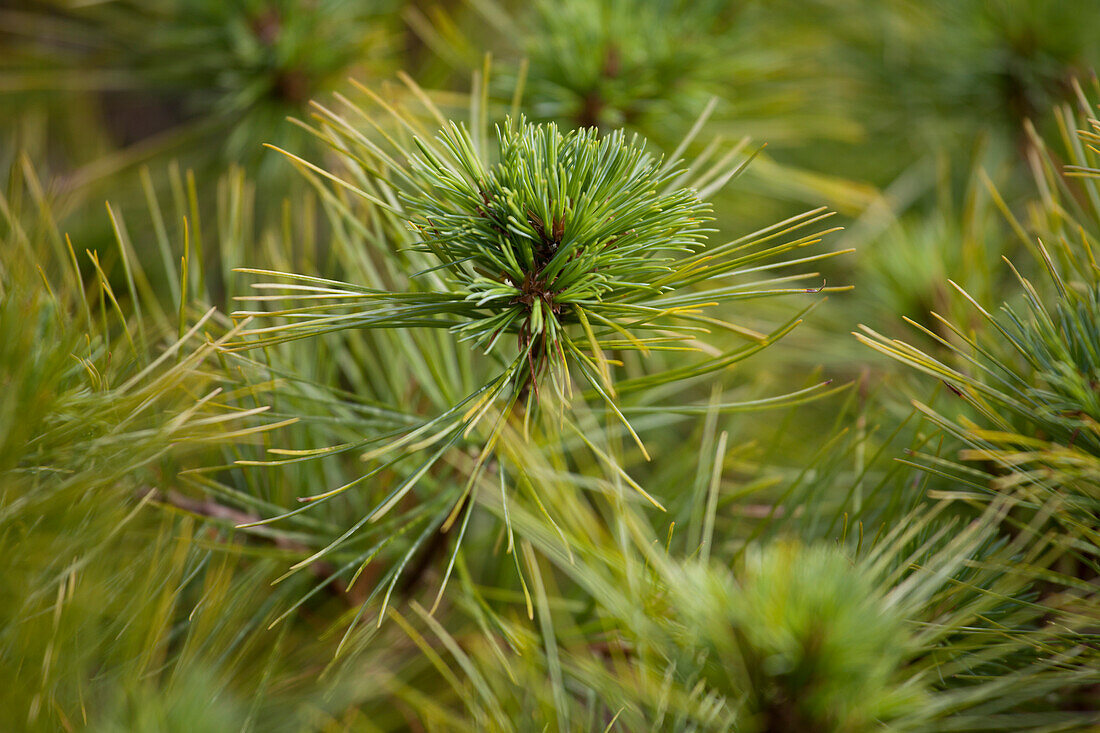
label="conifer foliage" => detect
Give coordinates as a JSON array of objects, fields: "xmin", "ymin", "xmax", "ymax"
[{"xmin": 2, "ymin": 2, "xmax": 1099, "ymax": 731}]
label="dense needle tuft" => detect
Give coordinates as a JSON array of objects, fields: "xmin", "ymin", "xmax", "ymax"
[{"xmin": 404, "ymin": 120, "xmax": 712, "ymax": 384}]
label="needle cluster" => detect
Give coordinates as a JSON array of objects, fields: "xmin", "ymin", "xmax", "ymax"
[{"xmin": 404, "ymin": 119, "xmax": 711, "ymax": 392}]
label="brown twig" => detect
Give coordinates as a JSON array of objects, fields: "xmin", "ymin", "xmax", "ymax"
[{"xmin": 142, "ymin": 488, "xmax": 369, "ymax": 606}]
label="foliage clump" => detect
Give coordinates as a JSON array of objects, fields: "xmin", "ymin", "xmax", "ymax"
[
  {"xmin": 860, "ymin": 89, "xmax": 1100, "ymax": 522},
  {"xmin": 517, "ymin": 0, "xmax": 729, "ymax": 131},
  {"xmin": 678, "ymin": 543, "xmax": 923, "ymax": 732},
  {"xmin": 403, "ymin": 119, "xmax": 711, "ymax": 395},
  {"xmin": 2, "ymin": 0, "xmax": 398, "ymax": 170}
]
